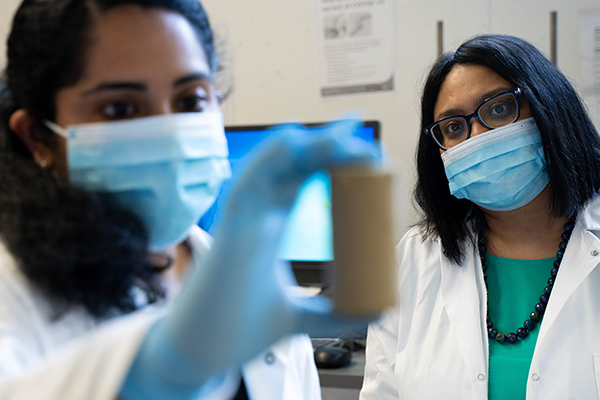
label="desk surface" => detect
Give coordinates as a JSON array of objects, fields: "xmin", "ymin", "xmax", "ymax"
[{"xmin": 318, "ymin": 349, "xmax": 365, "ymax": 390}]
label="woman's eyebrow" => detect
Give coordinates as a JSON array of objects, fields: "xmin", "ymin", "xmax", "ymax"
[
  {"xmin": 437, "ymin": 108, "xmax": 465, "ymax": 120},
  {"xmin": 475, "ymin": 87, "xmax": 513, "ymax": 106},
  {"xmin": 173, "ymin": 72, "xmax": 211, "ymax": 88},
  {"xmin": 436, "ymin": 87, "xmax": 514, "ymax": 120},
  {"xmin": 82, "ymin": 82, "xmax": 147, "ymax": 96}
]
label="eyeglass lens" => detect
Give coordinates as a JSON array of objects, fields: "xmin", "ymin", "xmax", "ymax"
[{"xmin": 431, "ymin": 92, "xmax": 518, "ymax": 149}]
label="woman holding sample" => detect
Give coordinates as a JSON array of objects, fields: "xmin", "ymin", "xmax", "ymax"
[{"xmin": 0, "ymin": 0, "xmax": 377, "ymax": 398}]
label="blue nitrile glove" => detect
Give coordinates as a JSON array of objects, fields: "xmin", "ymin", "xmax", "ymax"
[{"xmin": 121, "ymin": 118, "xmax": 380, "ymax": 400}]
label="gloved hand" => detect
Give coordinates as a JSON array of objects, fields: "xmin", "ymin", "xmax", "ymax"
[{"xmin": 121, "ymin": 118, "xmax": 380, "ymax": 399}]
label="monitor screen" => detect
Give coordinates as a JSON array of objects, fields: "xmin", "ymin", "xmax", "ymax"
[{"xmin": 198, "ymin": 121, "xmax": 380, "ymax": 265}]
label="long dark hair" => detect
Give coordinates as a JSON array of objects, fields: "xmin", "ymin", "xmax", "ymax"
[
  {"xmin": 416, "ymin": 34, "xmax": 600, "ymax": 264},
  {"xmin": 0, "ymin": 0, "xmax": 216, "ymax": 318}
]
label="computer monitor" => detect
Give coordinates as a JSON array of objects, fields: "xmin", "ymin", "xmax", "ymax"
[{"xmin": 198, "ymin": 121, "xmax": 381, "ymax": 286}]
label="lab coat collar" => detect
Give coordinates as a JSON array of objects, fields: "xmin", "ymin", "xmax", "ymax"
[{"xmin": 576, "ymin": 193, "xmax": 600, "ymax": 237}]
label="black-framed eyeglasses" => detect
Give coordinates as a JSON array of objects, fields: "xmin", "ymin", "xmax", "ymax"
[{"xmin": 424, "ymin": 88, "xmax": 522, "ymax": 150}]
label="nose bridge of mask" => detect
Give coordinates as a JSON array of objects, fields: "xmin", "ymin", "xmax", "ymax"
[
  {"xmin": 61, "ymin": 112, "xmax": 229, "ymax": 170},
  {"xmin": 441, "ymin": 118, "xmax": 541, "ymax": 181}
]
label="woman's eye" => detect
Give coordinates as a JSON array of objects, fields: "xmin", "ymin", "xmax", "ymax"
[
  {"xmin": 102, "ymin": 101, "xmax": 136, "ymax": 119},
  {"xmin": 443, "ymin": 120, "xmax": 465, "ymax": 135},
  {"xmin": 491, "ymin": 104, "xmax": 507, "ymax": 115},
  {"xmin": 448, "ymin": 123, "xmax": 461, "ymax": 132},
  {"xmin": 487, "ymin": 101, "xmax": 515, "ymax": 118},
  {"xmin": 177, "ymin": 96, "xmax": 208, "ymax": 112}
]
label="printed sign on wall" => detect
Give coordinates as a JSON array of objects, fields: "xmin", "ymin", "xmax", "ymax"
[
  {"xmin": 316, "ymin": 0, "xmax": 397, "ymax": 96},
  {"xmin": 580, "ymin": 9, "xmax": 600, "ymax": 129}
]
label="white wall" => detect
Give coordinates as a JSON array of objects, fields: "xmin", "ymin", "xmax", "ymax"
[
  {"xmin": 200, "ymin": 0, "xmax": 600, "ymax": 235},
  {"xmin": 0, "ymin": 0, "xmax": 20, "ymax": 67},
  {"xmin": 1, "ymin": 0, "xmax": 599, "ymax": 235}
]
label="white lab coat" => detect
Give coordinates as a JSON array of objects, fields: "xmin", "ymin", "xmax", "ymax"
[
  {"xmin": 0, "ymin": 225, "xmax": 321, "ymax": 400},
  {"xmin": 361, "ymin": 195, "xmax": 600, "ymax": 400}
]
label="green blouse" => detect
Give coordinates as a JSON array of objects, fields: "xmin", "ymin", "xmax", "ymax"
[{"xmin": 485, "ymin": 254, "xmax": 555, "ymax": 400}]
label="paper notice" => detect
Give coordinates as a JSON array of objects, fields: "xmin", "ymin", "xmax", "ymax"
[
  {"xmin": 580, "ymin": 10, "xmax": 600, "ymax": 129},
  {"xmin": 316, "ymin": 0, "xmax": 396, "ymax": 96}
]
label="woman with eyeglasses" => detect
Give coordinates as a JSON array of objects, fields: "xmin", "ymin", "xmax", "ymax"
[
  {"xmin": 0, "ymin": 0, "xmax": 377, "ymax": 399},
  {"xmin": 361, "ymin": 34, "xmax": 600, "ymax": 399}
]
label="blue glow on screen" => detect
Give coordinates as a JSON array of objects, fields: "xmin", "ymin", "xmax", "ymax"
[{"xmin": 198, "ymin": 124, "xmax": 377, "ymax": 262}]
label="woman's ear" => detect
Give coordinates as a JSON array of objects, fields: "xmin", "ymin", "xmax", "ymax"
[{"xmin": 9, "ymin": 109, "xmax": 56, "ymax": 168}]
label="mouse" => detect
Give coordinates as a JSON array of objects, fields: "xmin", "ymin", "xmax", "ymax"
[{"xmin": 313, "ymin": 346, "xmax": 352, "ymax": 369}]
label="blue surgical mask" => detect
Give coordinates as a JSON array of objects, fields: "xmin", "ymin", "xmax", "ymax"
[
  {"xmin": 441, "ymin": 117, "xmax": 548, "ymax": 211},
  {"xmin": 46, "ymin": 112, "xmax": 231, "ymax": 251}
]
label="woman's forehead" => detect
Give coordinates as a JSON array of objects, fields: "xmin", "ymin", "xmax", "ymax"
[
  {"xmin": 433, "ymin": 65, "xmax": 514, "ymax": 119},
  {"xmin": 76, "ymin": 5, "xmax": 210, "ymax": 87}
]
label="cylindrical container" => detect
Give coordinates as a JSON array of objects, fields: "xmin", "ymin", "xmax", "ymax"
[{"xmin": 330, "ymin": 166, "xmax": 397, "ymax": 316}]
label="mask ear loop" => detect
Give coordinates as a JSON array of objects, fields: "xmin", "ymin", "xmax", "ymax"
[
  {"xmin": 43, "ymin": 120, "xmax": 69, "ymax": 139},
  {"xmin": 41, "ymin": 121, "xmax": 69, "ymax": 183}
]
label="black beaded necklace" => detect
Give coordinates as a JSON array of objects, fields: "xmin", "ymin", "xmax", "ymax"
[{"xmin": 479, "ymin": 215, "xmax": 575, "ymax": 344}]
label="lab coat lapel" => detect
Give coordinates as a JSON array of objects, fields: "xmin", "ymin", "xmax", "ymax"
[
  {"xmin": 440, "ymin": 242, "xmax": 488, "ymax": 387},
  {"xmin": 536, "ymin": 222, "xmax": 600, "ymax": 346},
  {"xmin": 243, "ymin": 348, "xmax": 285, "ymax": 400}
]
